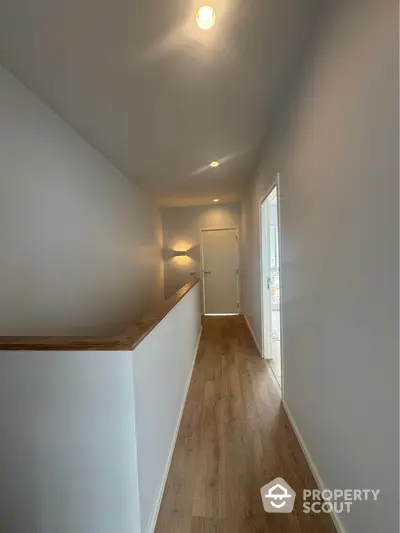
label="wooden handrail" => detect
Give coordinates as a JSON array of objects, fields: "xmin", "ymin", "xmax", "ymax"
[{"xmin": 0, "ymin": 279, "xmax": 200, "ymax": 351}]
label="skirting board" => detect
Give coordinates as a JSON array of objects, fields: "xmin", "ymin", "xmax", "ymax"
[
  {"xmin": 282, "ymin": 400, "xmax": 347, "ymax": 533},
  {"xmin": 243, "ymin": 314, "xmax": 262, "ymax": 355},
  {"xmin": 146, "ymin": 325, "xmax": 203, "ymax": 533}
]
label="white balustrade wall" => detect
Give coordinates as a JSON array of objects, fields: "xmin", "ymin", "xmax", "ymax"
[{"xmin": 0, "ymin": 282, "xmax": 201, "ymax": 533}]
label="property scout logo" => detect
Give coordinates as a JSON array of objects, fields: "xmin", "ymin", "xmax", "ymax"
[
  {"xmin": 261, "ymin": 478, "xmax": 296, "ymax": 513},
  {"xmin": 260, "ymin": 478, "xmax": 380, "ymax": 515}
]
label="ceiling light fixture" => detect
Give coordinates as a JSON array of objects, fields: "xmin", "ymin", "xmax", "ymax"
[
  {"xmin": 196, "ymin": 5, "xmax": 216, "ymax": 30},
  {"xmin": 213, "ymin": 198, "xmax": 220, "ymax": 203},
  {"xmin": 209, "ymin": 160, "xmax": 219, "ymax": 168}
]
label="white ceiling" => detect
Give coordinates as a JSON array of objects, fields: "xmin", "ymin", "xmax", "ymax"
[{"xmin": 0, "ymin": 0, "xmax": 321, "ymax": 206}]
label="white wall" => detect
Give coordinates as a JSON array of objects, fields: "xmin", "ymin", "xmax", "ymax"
[
  {"xmin": 241, "ymin": 1, "xmax": 399, "ymax": 532},
  {"xmin": 0, "ymin": 349, "xmax": 140, "ymax": 533},
  {"xmin": 0, "ymin": 282, "xmax": 201, "ymax": 533},
  {"xmin": 0, "ymin": 64, "xmax": 163, "ymax": 335},
  {"xmin": 132, "ymin": 282, "xmax": 201, "ymax": 533},
  {"xmin": 161, "ymin": 204, "xmax": 241, "ymax": 298}
]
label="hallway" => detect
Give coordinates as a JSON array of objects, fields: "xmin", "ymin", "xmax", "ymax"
[{"xmin": 155, "ymin": 316, "xmax": 336, "ymax": 533}]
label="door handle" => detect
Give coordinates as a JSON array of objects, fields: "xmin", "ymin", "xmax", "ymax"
[{"xmin": 204, "ymin": 270, "xmax": 211, "ymax": 275}]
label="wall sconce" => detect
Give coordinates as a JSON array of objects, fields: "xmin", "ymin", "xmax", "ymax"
[{"xmin": 173, "ymin": 250, "xmax": 188, "ymax": 257}]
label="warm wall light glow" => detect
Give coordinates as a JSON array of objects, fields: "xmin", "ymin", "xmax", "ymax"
[
  {"xmin": 170, "ymin": 240, "xmax": 194, "ymax": 267},
  {"xmin": 173, "ymin": 255, "xmax": 192, "ymax": 266},
  {"xmin": 172, "ymin": 240, "xmax": 192, "ymax": 252},
  {"xmin": 210, "ymin": 160, "xmax": 219, "ymax": 168},
  {"xmin": 196, "ymin": 6, "xmax": 216, "ymax": 30},
  {"xmin": 213, "ymin": 198, "xmax": 220, "ymax": 203}
]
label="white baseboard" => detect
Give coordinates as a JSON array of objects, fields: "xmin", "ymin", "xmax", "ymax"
[
  {"xmin": 282, "ymin": 400, "xmax": 347, "ymax": 533},
  {"xmin": 146, "ymin": 325, "xmax": 203, "ymax": 533},
  {"xmin": 243, "ymin": 313, "xmax": 262, "ymax": 355}
]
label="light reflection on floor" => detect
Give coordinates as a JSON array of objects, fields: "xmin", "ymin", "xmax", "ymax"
[{"xmin": 269, "ymin": 309, "xmax": 282, "ymax": 387}]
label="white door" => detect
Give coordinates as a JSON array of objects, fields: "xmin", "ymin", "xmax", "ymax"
[
  {"xmin": 201, "ymin": 228, "xmax": 239, "ymax": 315},
  {"xmin": 261, "ymin": 185, "xmax": 282, "ymax": 385}
]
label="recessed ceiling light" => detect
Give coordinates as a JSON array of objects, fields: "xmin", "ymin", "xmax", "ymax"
[
  {"xmin": 213, "ymin": 198, "xmax": 220, "ymax": 203},
  {"xmin": 209, "ymin": 160, "xmax": 219, "ymax": 168},
  {"xmin": 196, "ymin": 5, "xmax": 216, "ymax": 30}
]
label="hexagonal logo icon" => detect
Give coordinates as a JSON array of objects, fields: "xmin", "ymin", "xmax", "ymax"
[{"xmin": 260, "ymin": 477, "xmax": 296, "ymax": 513}]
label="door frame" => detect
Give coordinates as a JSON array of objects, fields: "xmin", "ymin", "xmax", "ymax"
[
  {"xmin": 259, "ymin": 175, "xmax": 284, "ymax": 386},
  {"xmin": 200, "ymin": 226, "xmax": 240, "ymax": 316}
]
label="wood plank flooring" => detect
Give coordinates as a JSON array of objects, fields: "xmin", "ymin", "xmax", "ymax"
[{"xmin": 155, "ymin": 316, "xmax": 336, "ymax": 533}]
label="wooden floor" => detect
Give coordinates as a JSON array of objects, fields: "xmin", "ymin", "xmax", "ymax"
[{"xmin": 155, "ymin": 316, "xmax": 336, "ymax": 533}]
